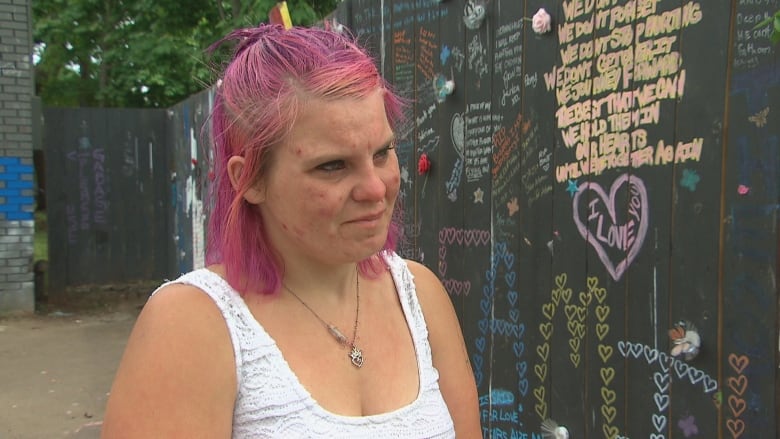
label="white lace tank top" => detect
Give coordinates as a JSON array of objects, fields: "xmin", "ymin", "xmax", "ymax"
[{"xmin": 157, "ymin": 251, "xmax": 455, "ymax": 438}]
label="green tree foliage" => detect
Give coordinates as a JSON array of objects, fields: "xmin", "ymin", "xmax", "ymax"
[
  {"xmin": 33, "ymin": 0, "xmax": 339, "ymax": 108},
  {"xmin": 754, "ymin": 10, "xmax": 780, "ymax": 45}
]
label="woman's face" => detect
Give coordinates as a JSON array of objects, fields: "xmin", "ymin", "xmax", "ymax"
[{"xmin": 254, "ymin": 88, "xmax": 400, "ymax": 266}]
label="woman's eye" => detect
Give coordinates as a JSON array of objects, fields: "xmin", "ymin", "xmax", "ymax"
[
  {"xmin": 374, "ymin": 143, "xmax": 395, "ymax": 161},
  {"xmin": 316, "ymin": 160, "xmax": 346, "ymax": 172},
  {"xmin": 374, "ymin": 150, "xmax": 389, "ymax": 161}
]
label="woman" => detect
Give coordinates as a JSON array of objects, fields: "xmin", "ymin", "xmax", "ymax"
[{"xmin": 102, "ymin": 25, "xmax": 480, "ymax": 438}]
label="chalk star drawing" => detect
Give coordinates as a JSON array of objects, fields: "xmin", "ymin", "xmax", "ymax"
[
  {"xmin": 400, "ymin": 166, "xmax": 410, "ymax": 184},
  {"xmin": 566, "ymin": 179, "xmax": 579, "ymax": 197},
  {"xmin": 440, "ymin": 45, "xmax": 451, "ymax": 65},
  {"xmin": 680, "ymin": 168, "xmax": 700, "ymax": 191},
  {"xmin": 507, "ymin": 197, "xmax": 519, "ymax": 216},
  {"xmin": 474, "ymin": 187, "xmax": 484, "ymax": 203}
]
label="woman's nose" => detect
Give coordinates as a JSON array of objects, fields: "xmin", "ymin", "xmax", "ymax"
[{"xmin": 352, "ymin": 166, "xmax": 387, "ymax": 201}]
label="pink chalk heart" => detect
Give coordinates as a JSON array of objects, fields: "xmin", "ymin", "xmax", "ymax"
[{"xmin": 572, "ymin": 174, "xmax": 648, "ymax": 281}]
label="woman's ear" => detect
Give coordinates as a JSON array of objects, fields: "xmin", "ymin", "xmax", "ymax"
[{"xmin": 227, "ymin": 156, "xmax": 265, "ymax": 204}]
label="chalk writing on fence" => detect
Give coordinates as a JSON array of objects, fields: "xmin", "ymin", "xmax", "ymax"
[
  {"xmin": 533, "ymin": 274, "xmax": 569, "ymax": 420},
  {"xmin": 445, "ymin": 113, "xmax": 466, "ymax": 201},
  {"xmin": 438, "ymin": 227, "xmax": 490, "ymax": 294},
  {"xmin": 477, "ymin": 242, "xmax": 538, "ymax": 439},
  {"xmin": 465, "ymin": 102, "xmax": 502, "ymax": 182},
  {"xmin": 533, "ymin": 274, "xmax": 619, "ymax": 435},
  {"xmin": 394, "ymin": 188, "xmax": 421, "ymax": 260},
  {"xmin": 617, "ymin": 341, "xmax": 718, "ymax": 392},
  {"xmin": 66, "ymin": 136, "xmax": 110, "ymax": 243},
  {"xmin": 491, "ymin": 109, "xmax": 553, "ymax": 213},
  {"xmin": 733, "ymin": 7, "xmax": 776, "ymax": 70},
  {"xmin": 572, "ymin": 173, "xmax": 648, "ymax": 281},
  {"xmin": 352, "ymin": 2, "xmax": 382, "ymax": 36},
  {"xmin": 468, "ymin": 34, "xmax": 489, "ymax": 84},
  {"xmin": 724, "ymin": 203, "xmax": 778, "ymax": 436},
  {"xmin": 66, "ymin": 204, "xmax": 77, "ymax": 244},
  {"xmin": 390, "ymin": 0, "xmax": 450, "ymax": 30},
  {"xmin": 618, "ymin": 340, "xmax": 718, "ymax": 438},
  {"xmin": 393, "ymin": 28, "xmax": 414, "ymax": 94},
  {"xmin": 587, "ymin": 277, "xmax": 617, "ymax": 438},
  {"xmin": 726, "ymin": 353, "xmax": 749, "ymax": 439},
  {"xmin": 546, "ymin": 0, "xmax": 706, "ymax": 182},
  {"xmin": 122, "ymin": 131, "xmax": 137, "ymax": 177},
  {"xmin": 492, "ymin": 112, "xmax": 526, "ymax": 211},
  {"xmin": 417, "ymin": 27, "xmax": 437, "ymax": 81},
  {"xmin": 495, "ymin": 19, "xmax": 524, "ymax": 107}
]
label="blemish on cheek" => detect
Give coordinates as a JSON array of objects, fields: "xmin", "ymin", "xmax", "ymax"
[{"xmin": 311, "ymin": 189, "xmax": 328, "ymax": 199}]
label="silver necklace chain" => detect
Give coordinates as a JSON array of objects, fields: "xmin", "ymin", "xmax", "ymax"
[{"xmin": 283, "ymin": 270, "xmax": 364, "ymax": 368}]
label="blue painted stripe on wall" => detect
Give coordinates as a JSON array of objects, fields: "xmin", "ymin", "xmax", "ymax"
[
  {"xmin": 0, "ymin": 156, "xmax": 36, "ymax": 216},
  {"xmin": 5, "ymin": 212, "xmax": 34, "ymax": 220},
  {"xmin": 7, "ymin": 181, "xmax": 33, "ymax": 189},
  {"xmin": 6, "ymin": 196, "xmax": 34, "ymax": 205},
  {"xmin": 4, "ymin": 165, "xmax": 34, "ymax": 174},
  {"xmin": 0, "ymin": 157, "xmax": 21, "ymax": 166}
]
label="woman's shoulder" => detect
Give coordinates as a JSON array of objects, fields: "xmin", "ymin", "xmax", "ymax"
[
  {"xmin": 139, "ymin": 276, "xmax": 234, "ymax": 350},
  {"xmin": 146, "ymin": 277, "xmax": 223, "ymax": 316},
  {"xmin": 101, "ymin": 273, "xmax": 237, "ymax": 436}
]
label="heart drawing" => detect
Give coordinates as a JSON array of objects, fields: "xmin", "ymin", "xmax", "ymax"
[{"xmin": 572, "ymin": 174, "xmax": 649, "ymax": 281}]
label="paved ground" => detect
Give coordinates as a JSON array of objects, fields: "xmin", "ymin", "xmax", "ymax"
[{"xmin": 0, "ymin": 291, "xmax": 148, "ymax": 439}]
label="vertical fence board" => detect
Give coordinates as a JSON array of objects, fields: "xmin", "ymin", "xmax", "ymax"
[
  {"xmin": 668, "ymin": 1, "xmax": 731, "ymax": 436},
  {"xmin": 722, "ymin": 1, "xmax": 780, "ymax": 436},
  {"xmin": 489, "ymin": 0, "xmax": 533, "ymax": 436},
  {"xmin": 619, "ymin": 0, "xmax": 680, "ymax": 435},
  {"xmin": 434, "ymin": 0, "xmax": 471, "ymax": 411},
  {"xmin": 546, "ymin": 0, "xmax": 590, "ymax": 432},
  {"xmin": 414, "ymin": 1, "xmax": 443, "ymax": 283},
  {"xmin": 43, "ymin": 107, "xmax": 67, "ymax": 292},
  {"xmin": 389, "ymin": 0, "xmax": 419, "ymax": 263},
  {"xmin": 461, "ymin": 0, "xmax": 499, "ymax": 434},
  {"xmin": 518, "ymin": 0, "xmax": 558, "ymax": 435}
]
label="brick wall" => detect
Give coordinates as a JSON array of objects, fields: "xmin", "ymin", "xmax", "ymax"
[{"xmin": 0, "ymin": 0, "xmax": 35, "ymax": 313}]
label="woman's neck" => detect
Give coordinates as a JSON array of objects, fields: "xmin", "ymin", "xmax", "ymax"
[{"xmin": 281, "ymin": 261, "xmax": 360, "ymax": 304}]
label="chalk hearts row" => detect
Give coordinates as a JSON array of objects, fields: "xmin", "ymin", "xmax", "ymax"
[{"xmin": 617, "ymin": 341, "xmax": 718, "ymax": 393}]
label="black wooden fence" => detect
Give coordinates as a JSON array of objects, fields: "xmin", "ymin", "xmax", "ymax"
[
  {"xmin": 44, "ymin": 108, "xmax": 168, "ymax": 288},
  {"xmin": 43, "ymin": 91, "xmax": 214, "ymax": 290},
  {"xmin": 42, "ymin": 0, "xmax": 779, "ymax": 437},
  {"xmin": 335, "ymin": 0, "xmax": 779, "ymax": 437}
]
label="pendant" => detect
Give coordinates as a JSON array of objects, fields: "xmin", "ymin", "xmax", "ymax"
[{"xmin": 349, "ymin": 345, "xmax": 364, "ymax": 368}]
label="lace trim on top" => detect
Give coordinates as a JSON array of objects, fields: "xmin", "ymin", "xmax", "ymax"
[{"xmin": 153, "ymin": 251, "xmax": 455, "ymax": 438}]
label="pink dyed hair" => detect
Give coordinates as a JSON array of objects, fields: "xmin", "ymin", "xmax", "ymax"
[{"xmin": 205, "ymin": 25, "xmax": 405, "ymax": 296}]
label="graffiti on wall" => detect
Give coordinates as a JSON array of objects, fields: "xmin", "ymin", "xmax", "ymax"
[
  {"xmin": 572, "ymin": 173, "xmax": 648, "ymax": 281},
  {"xmin": 546, "ymin": 0, "xmax": 706, "ymax": 183},
  {"xmin": 65, "ymin": 121, "xmax": 109, "ymax": 244}
]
